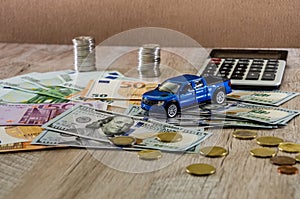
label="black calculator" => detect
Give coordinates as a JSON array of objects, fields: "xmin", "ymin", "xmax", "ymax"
[{"xmin": 197, "ymin": 49, "xmax": 288, "ymax": 89}]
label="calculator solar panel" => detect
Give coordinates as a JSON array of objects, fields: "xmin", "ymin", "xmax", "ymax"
[{"xmin": 197, "ymin": 49, "xmax": 288, "ymax": 89}]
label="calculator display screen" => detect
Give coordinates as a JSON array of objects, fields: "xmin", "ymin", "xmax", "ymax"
[{"xmin": 211, "ymin": 50, "xmax": 288, "ymax": 60}]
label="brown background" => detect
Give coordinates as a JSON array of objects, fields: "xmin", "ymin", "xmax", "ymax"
[{"xmin": 1, "ymin": 0, "xmax": 300, "ymax": 47}]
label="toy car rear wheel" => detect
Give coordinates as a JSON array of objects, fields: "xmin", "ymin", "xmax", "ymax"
[
  {"xmin": 213, "ymin": 88, "xmax": 226, "ymax": 104},
  {"xmin": 166, "ymin": 103, "xmax": 178, "ymax": 118}
]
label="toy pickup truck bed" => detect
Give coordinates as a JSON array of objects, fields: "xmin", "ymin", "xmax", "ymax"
[{"xmin": 141, "ymin": 74, "xmax": 232, "ymax": 117}]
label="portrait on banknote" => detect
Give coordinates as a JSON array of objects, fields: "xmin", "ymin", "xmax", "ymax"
[{"xmin": 70, "ymin": 115, "xmax": 135, "ymax": 139}]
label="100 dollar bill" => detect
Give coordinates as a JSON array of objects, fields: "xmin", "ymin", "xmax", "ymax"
[
  {"xmin": 42, "ymin": 104, "xmax": 211, "ymax": 151},
  {"xmin": 218, "ymin": 103, "xmax": 300, "ymax": 125},
  {"xmin": 228, "ymin": 90, "xmax": 299, "ymax": 106}
]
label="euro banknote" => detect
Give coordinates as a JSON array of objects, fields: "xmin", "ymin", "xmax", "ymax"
[{"xmin": 0, "ymin": 101, "xmax": 107, "ymax": 126}]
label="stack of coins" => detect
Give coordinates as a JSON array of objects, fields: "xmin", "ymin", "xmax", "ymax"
[
  {"xmin": 72, "ymin": 36, "xmax": 96, "ymax": 72},
  {"xmin": 138, "ymin": 44, "xmax": 161, "ymax": 77}
]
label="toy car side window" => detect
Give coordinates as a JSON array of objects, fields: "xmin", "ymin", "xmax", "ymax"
[
  {"xmin": 182, "ymin": 84, "xmax": 193, "ymax": 93},
  {"xmin": 194, "ymin": 80, "xmax": 204, "ymax": 88}
]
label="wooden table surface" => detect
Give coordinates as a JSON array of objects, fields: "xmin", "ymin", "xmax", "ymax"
[{"xmin": 1, "ymin": 43, "xmax": 300, "ymax": 199}]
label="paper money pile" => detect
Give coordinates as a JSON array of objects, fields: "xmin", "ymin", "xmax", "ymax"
[
  {"xmin": 0, "ymin": 69, "xmax": 299, "ymax": 153},
  {"xmin": 0, "ymin": 70, "xmax": 211, "ymax": 153}
]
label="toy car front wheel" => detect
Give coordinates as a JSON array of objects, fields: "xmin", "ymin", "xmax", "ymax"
[
  {"xmin": 166, "ymin": 103, "xmax": 178, "ymax": 118},
  {"xmin": 213, "ymin": 89, "xmax": 226, "ymax": 104}
]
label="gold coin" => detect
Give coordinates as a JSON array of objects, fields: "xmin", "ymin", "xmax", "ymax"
[
  {"xmin": 270, "ymin": 156, "xmax": 296, "ymax": 165},
  {"xmin": 156, "ymin": 132, "xmax": 183, "ymax": 143},
  {"xmin": 232, "ymin": 130, "xmax": 257, "ymax": 140},
  {"xmin": 199, "ymin": 146, "xmax": 228, "ymax": 157},
  {"xmin": 250, "ymin": 147, "xmax": 276, "ymax": 158},
  {"xmin": 137, "ymin": 149, "xmax": 162, "ymax": 160},
  {"xmin": 277, "ymin": 166, "xmax": 299, "ymax": 175},
  {"xmin": 295, "ymin": 154, "xmax": 300, "ymax": 162},
  {"xmin": 110, "ymin": 136, "xmax": 136, "ymax": 146},
  {"xmin": 186, "ymin": 163, "xmax": 216, "ymax": 176},
  {"xmin": 256, "ymin": 136, "xmax": 284, "ymax": 146},
  {"xmin": 278, "ymin": 142, "xmax": 300, "ymax": 153}
]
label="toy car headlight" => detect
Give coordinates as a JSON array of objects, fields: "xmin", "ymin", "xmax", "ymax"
[{"xmin": 157, "ymin": 101, "xmax": 164, "ymax": 106}]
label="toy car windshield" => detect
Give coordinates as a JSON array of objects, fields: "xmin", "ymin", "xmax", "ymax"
[{"xmin": 158, "ymin": 82, "xmax": 180, "ymax": 94}]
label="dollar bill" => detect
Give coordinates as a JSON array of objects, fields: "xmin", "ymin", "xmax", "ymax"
[
  {"xmin": 0, "ymin": 101, "xmax": 107, "ymax": 126},
  {"xmin": 125, "ymin": 104, "xmax": 277, "ymax": 128},
  {"xmin": 31, "ymin": 130, "xmax": 118, "ymax": 149},
  {"xmin": 228, "ymin": 90, "xmax": 299, "ymax": 106},
  {"xmin": 84, "ymin": 79, "xmax": 158, "ymax": 100},
  {"xmin": 0, "ymin": 126, "xmax": 59, "ymax": 153},
  {"xmin": 218, "ymin": 103, "xmax": 300, "ymax": 125},
  {"xmin": 42, "ymin": 104, "xmax": 211, "ymax": 151},
  {"xmin": 0, "ymin": 87, "xmax": 68, "ymax": 104},
  {"xmin": 32, "ymin": 130, "xmax": 202, "ymax": 153}
]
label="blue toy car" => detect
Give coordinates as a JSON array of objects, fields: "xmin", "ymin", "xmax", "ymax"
[{"xmin": 141, "ymin": 74, "xmax": 232, "ymax": 118}]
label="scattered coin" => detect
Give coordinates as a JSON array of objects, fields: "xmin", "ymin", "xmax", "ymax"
[
  {"xmin": 256, "ymin": 136, "xmax": 284, "ymax": 146},
  {"xmin": 138, "ymin": 149, "xmax": 162, "ymax": 160},
  {"xmin": 186, "ymin": 163, "xmax": 216, "ymax": 176},
  {"xmin": 250, "ymin": 147, "xmax": 276, "ymax": 158},
  {"xmin": 270, "ymin": 156, "xmax": 296, "ymax": 165},
  {"xmin": 232, "ymin": 129, "xmax": 257, "ymax": 139},
  {"xmin": 278, "ymin": 142, "xmax": 300, "ymax": 153},
  {"xmin": 199, "ymin": 146, "xmax": 228, "ymax": 157},
  {"xmin": 156, "ymin": 132, "xmax": 183, "ymax": 143},
  {"xmin": 277, "ymin": 166, "xmax": 299, "ymax": 175},
  {"xmin": 295, "ymin": 154, "xmax": 300, "ymax": 162},
  {"xmin": 110, "ymin": 136, "xmax": 136, "ymax": 146}
]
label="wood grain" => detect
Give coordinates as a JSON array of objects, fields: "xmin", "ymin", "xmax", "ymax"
[{"xmin": 1, "ymin": 43, "xmax": 300, "ymax": 199}]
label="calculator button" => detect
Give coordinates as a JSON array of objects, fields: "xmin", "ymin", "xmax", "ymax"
[
  {"xmin": 250, "ymin": 65, "xmax": 263, "ymax": 69},
  {"xmin": 211, "ymin": 58, "xmax": 222, "ymax": 61},
  {"xmin": 266, "ymin": 63, "xmax": 279, "ymax": 67},
  {"xmin": 264, "ymin": 68, "xmax": 277, "ymax": 72},
  {"xmin": 217, "ymin": 74, "xmax": 229, "ymax": 78},
  {"xmin": 235, "ymin": 66, "xmax": 247, "ymax": 70},
  {"xmin": 230, "ymin": 74, "xmax": 244, "ymax": 79},
  {"xmin": 261, "ymin": 73, "xmax": 276, "ymax": 80},
  {"xmin": 209, "ymin": 61, "xmax": 221, "ymax": 65},
  {"xmin": 265, "ymin": 65, "xmax": 278, "ymax": 70},
  {"xmin": 219, "ymin": 66, "xmax": 232, "ymax": 71},
  {"xmin": 219, "ymin": 70, "xmax": 230, "ymax": 75},
  {"xmin": 222, "ymin": 63, "xmax": 234, "ymax": 67},
  {"xmin": 246, "ymin": 72, "xmax": 260, "ymax": 80},
  {"xmin": 223, "ymin": 61, "xmax": 235, "ymax": 65},
  {"xmin": 236, "ymin": 64, "xmax": 248, "ymax": 68},
  {"xmin": 267, "ymin": 60, "xmax": 279, "ymax": 64},
  {"xmin": 249, "ymin": 68, "xmax": 262, "ymax": 72}
]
